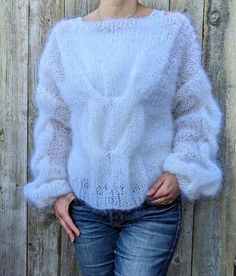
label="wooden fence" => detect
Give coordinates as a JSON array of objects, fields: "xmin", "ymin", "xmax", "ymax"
[{"xmin": 0, "ymin": 0, "xmax": 234, "ymax": 275}]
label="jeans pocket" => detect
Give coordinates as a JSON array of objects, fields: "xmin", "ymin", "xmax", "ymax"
[
  {"xmin": 70, "ymin": 197, "xmax": 82, "ymax": 206},
  {"xmin": 69, "ymin": 197, "xmax": 77, "ymax": 206}
]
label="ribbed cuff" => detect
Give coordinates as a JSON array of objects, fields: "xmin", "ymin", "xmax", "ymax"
[{"xmin": 20, "ymin": 179, "xmax": 73, "ymax": 209}]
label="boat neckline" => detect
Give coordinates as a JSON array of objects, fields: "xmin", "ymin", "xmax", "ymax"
[{"xmin": 78, "ymin": 9, "xmax": 165, "ymax": 25}]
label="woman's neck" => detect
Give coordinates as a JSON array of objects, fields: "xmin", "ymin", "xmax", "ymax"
[{"xmin": 82, "ymin": 1, "xmax": 153, "ymax": 22}]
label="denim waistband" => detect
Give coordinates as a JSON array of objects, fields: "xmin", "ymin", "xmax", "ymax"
[
  {"xmin": 72, "ymin": 194, "xmax": 181, "ymax": 216},
  {"xmin": 73, "ymin": 197, "xmax": 147, "ymax": 215}
]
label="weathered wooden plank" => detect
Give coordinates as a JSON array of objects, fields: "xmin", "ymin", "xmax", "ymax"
[
  {"xmin": 0, "ymin": 0, "xmax": 230, "ymax": 275},
  {"xmin": 65, "ymin": 0, "xmax": 99, "ymax": 19},
  {"xmin": 223, "ymin": 0, "xmax": 236, "ymax": 273},
  {"xmin": 191, "ymin": 0, "xmax": 227, "ymax": 275},
  {"xmin": 168, "ymin": 1, "xmax": 206, "ymax": 275},
  {"xmin": 0, "ymin": 0, "xmax": 28, "ymax": 275},
  {"xmin": 26, "ymin": 1, "xmax": 65, "ymax": 276}
]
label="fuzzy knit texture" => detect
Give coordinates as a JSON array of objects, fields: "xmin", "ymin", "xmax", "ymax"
[{"xmin": 21, "ymin": 8, "xmax": 224, "ymax": 212}]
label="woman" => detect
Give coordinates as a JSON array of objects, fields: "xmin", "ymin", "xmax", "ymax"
[{"xmin": 21, "ymin": 0, "xmax": 223, "ymax": 275}]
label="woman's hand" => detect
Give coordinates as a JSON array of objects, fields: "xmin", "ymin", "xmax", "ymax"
[
  {"xmin": 52, "ymin": 192, "xmax": 80, "ymax": 242},
  {"xmin": 146, "ymin": 171, "xmax": 181, "ymax": 204}
]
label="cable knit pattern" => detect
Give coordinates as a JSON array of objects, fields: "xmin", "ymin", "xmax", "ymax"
[{"xmin": 21, "ymin": 9, "xmax": 224, "ymax": 211}]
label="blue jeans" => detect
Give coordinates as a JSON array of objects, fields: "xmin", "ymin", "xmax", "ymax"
[{"xmin": 69, "ymin": 194, "xmax": 182, "ymax": 276}]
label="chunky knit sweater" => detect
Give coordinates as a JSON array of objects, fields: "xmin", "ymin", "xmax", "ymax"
[{"xmin": 21, "ymin": 9, "xmax": 224, "ymax": 211}]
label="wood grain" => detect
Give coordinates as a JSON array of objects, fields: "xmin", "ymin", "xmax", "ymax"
[{"xmin": 0, "ymin": 1, "xmax": 228, "ymax": 275}]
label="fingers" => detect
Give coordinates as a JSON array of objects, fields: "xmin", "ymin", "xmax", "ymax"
[
  {"xmin": 149, "ymin": 183, "xmax": 170, "ymax": 199},
  {"xmin": 148, "ymin": 186, "xmax": 180, "ymax": 204},
  {"xmin": 65, "ymin": 197, "xmax": 81, "ymax": 237},
  {"xmin": 56, "ymin": 211, "xmax": 81, "ymax": 242},
  {"xmin": 150, "ymin": 195, "xmax": 172, "ymax": 204},
  {"xmin": 63, "ymin": 213, "xmax": 81, "ymax": 238},
  {"xmin": 146, "ymin": 172, "xmax": 181, "ymax": 202},
  {"xmin": 54, "ymin": 197, "xmax": 81, "ymax": 242},
  {"xmin": 146, "ymin": 175, "xmax": 165, "ymax": 196},
  {"xmin": 58, "ymin": 216, "xmax": 76, "ymax": 242}
]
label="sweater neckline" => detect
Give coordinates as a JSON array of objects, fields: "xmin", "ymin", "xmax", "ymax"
[
  {"xmin": 77, "ymin": 9, "xmax": 165, "ymax": 28},
  {"xmin": 67, "ymin": 11, "xmax": 181, "ymax": 103}
]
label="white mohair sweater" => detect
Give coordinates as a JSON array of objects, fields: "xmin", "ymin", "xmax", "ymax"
[{"xmin": 21, "ymin": 9, "xmax": 224, "ymax": 211}]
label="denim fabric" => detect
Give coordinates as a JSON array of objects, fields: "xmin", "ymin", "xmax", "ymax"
[{"xmin": 69, "ymin": 194, "xmax": 182, "ymax": 276}]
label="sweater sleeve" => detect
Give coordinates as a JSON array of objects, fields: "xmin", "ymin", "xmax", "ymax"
[
  {"xmin": 162, "ymin": 13, "xmax": 224, "ymax": 202},
  {"xmin": 20, "ymin": 22, "xmax": 73, "ymax": 210}
]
